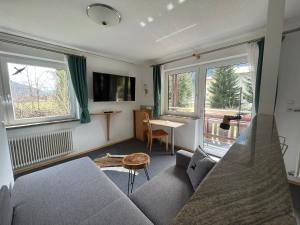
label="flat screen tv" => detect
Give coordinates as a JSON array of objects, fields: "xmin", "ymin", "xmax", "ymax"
[{"xmin": 93, "ymin": 72, "xmax": 136, "ymax": 102}]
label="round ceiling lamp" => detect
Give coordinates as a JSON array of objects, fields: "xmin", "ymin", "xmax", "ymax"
[{"xmin": 87, "ymin": 3, "xmax": 121, "ymax": 27}]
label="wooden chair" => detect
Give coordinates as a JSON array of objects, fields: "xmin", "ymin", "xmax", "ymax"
[{"xmin": 144, "ymin": 113, "xmax": 168, "ymax": 153}]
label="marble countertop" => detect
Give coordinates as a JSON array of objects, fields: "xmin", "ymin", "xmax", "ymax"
[{"xmin": 173, "ymin": 115, "xmax": 296, "ymax": 225}]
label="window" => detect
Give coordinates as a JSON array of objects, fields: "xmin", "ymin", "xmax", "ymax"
[
  {"xmin": 203, "ymin": 59, "xmax": 252, "ymax": 157},
  {"xmin": 165, "ymin": 68, "xmax": 198, "ymax": 116},
  {"xmin": 0, "ymin": 56, "xmax": 77, "ymax": 126}
]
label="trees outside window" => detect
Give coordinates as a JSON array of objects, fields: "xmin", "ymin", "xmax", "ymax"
[
  {"xmin": 208, "ymin": 66, "xmax": 240, "ymax": 109},
  {"xmin": 1, "ymin": 57, "xmax": 77, "ymax": 126},
  {"xmin": 168, "ymin": 71, "xmax": 195, "ymax": 113},
  {"xmin": 243, "ymin": 77, "xmax": 253, "ymax": 104}
]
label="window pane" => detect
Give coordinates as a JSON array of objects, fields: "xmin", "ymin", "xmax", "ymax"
[
  {"xmin": 168, "ymin": 71, "xmax": 196, "ymax": 113},
  {"xmin": 204, "ymin": 63, "xmax": 252, "ymax": 157},
  {"xmin": 7, "ymin": 63, "xmax": 72, "ymax": 120}
]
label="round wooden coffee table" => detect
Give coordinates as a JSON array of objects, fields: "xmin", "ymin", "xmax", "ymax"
[{"xmin": 122, "ymin": 153, "xmax": 150, "ymax": 195}]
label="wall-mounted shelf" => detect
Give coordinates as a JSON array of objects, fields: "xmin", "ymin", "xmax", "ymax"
[{"xmin": 90, "ymin": 111, "xmax": 122, "ymax": 141}]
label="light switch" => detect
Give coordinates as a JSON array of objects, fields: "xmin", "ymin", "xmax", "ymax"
[{"xmin": 287, "ymin": 99, "xmax": 295, "ymax": 112}]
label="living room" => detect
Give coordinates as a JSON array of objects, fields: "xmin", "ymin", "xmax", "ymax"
[{"xmin": 1, "ymin": 0, "xmax": 300, "ymax": 225}]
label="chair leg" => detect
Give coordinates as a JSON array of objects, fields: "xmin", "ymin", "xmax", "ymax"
[
  {"xmin": 166, "ymin": 136, "xmax": 168, "ymax": 152},
  {"xmin": 149, "ymin": 138, "xmax": 152, "ymax": 154},
  {"xmin": 146, "ymin": 135, "xmax": 149, "ymax": 148}
]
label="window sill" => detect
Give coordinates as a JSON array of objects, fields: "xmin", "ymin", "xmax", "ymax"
[
  {"xmin": 160, "ymin": 114, "xmax": 199, "ymax": 123},
  {"xmin": 6, "ymin": 119, "xmax": 80, "ymax": 129}
]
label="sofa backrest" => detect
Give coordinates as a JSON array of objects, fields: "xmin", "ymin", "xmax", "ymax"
[{"xmin": 0, "ymin": 185, "xmax": 13, "ymax": 225}]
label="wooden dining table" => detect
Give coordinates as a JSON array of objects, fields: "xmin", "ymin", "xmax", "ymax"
[{"xmin": 144, "ymin": 119, "xmax": 185, "ymax": 155}]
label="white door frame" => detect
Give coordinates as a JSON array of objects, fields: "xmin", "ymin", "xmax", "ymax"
[{"xmin": 197, "ymin": 56, "xmax": 248, "ymax": 149}]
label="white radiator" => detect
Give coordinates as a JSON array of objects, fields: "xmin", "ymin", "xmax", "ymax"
[{"xmin": 8, "ymin": 129, "xmax": 73, "ymax": 170}]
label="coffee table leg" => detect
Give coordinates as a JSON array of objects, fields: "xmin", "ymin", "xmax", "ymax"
[
  {"xmin": 127, "ymin": 169, "xmax": 131, "ymax": 195},
  {"xmin": 144, "ymin": 167, "xmax": 150, "ymax": 180},
  {"xmin": 131, "ymin": 170, "xmax": 136, "ymax": 193}
]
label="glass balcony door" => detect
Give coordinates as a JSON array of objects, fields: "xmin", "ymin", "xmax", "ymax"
[{"xmin": 201, "ymin": 57, "xmax": 253, "ymax": 157}]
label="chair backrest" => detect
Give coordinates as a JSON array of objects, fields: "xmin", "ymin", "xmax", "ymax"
[{"xmin": 144, "ymin": 113, "xmax": 152, "ymax": 138}]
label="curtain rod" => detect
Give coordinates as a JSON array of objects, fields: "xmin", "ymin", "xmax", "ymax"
[
  {"xmin": 0, "ymin": 32, "xmax": 82, "ymax": 56},
  {"xmin": 0, "ymin": 32, "xmax": 134, "ymax": 64},
  {"xmin": 151, "ymin": 26, "xmax": 300, "ymax": 67}
]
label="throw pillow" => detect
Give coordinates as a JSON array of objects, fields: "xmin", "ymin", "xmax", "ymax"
[
  {"xmin": 187, "ymin": 147, "xmax": 207, "ymax": 172},
  {"xmin": 187, "ymin": 148, "xmax": 216, "ymax": 190}
]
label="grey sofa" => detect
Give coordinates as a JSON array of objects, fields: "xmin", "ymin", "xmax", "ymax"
[
  {"xmin": 2, "ymin": 150, "xmax": 195, "ymax": 225},
  {"xmin": 130, "ymin": 150, "xmax": 194, "ymax": 225}
]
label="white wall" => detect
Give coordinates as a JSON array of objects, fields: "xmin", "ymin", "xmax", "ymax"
[
  {"xmin": 0, "ymin": 106, "xmax": 14, "ymax": 187},
  {"xmin": 259, "ymin": 0, "xmax": 285, "ymax": 115},
  {"xmin": 1, "ymin": 42, "xmax": 143, "ymax": 152},
  {"xmin": 139, "ymin": 65, "xmax": 154, "ymax": 106},
  {"xmin": 159, "ymin": 115, "xmax": 200, "ymax": 150},
  {"xmin": 275, "ymin": 31, "xmax": 300, "ymax": 173}
]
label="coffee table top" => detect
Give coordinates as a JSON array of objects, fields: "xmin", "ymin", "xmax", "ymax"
[{"xmin": 122, "ymin": 153, "xmax": 150, "ymax": 170}]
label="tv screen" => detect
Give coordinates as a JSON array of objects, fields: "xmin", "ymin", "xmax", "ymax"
[{"xmin": 93, "ymin": 72, "xmax": 135, "ymax": 102}]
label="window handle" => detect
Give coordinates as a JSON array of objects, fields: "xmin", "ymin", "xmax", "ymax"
[
  {"xmin": 0, "ymin": 121, "xmax": 6, "ymax": 127},
  {"xmin": 5, "ymin": 94, "xmax": 11, "ymax": 103}
]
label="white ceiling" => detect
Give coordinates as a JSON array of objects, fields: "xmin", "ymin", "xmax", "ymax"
[{"xmin": 0, "ymin": 0, "xmax": 300, "ymax": 63}]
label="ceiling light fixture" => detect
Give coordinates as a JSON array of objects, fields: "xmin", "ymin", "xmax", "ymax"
[
  {"xmin": 147, "ymin": 17, "xmax": 154, "ymax": 23},
  {"xmin": 167, "ymin": 3, "xmax": 174, "ymax": 11},
  {"xmin": 178, "ymin": 0, "xmax": 186, "ymax": 4},
  {"xmin": 140, "ymin": 21, "xmax": 146, "ymax": 27},
  {"xmin": 87, "ymin": 3, "xmax": 121, "ymax": 27}
]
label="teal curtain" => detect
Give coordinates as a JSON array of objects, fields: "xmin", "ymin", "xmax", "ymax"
[
  {"xmin": 68, "ymin": 55, "xmax": 91, "ymax": 123},
  {"xmin": 153, "ymin": 65, "xmax": 161, "ymax": 118},
  {"xmin": 255, "ymin": 39, "xmax": 265, "ymax": 114}
]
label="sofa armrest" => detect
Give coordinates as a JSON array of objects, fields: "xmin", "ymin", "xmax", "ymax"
[{"xmin": 176, "ymin": 150, "xmax": 193, "ymax": 170}]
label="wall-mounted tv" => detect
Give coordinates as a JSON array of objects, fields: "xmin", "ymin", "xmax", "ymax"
[{"xmin": 93, "ymin": 72, "xmax": 135, "ymax": 102}]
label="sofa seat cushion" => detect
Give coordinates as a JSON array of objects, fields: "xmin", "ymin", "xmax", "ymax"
[
  {"xmin": 130, "ymin": 165, "xmax": 194, "ymax": 225},
  {"xmin": 12, "ymin": 157, "xmax": 150, "ymax": 225},
  {"xmin": 79, "ymin": 196, "xmax": 153, "ymax": 225},
  {"xmin": 0, "ymin": 186, "xmax": 13, "ymax": 225}
]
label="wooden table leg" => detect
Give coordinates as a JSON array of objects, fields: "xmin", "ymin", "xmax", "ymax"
[{"xmin": 171, "ymin": 127, "xmax": 175, "ymax": 155}]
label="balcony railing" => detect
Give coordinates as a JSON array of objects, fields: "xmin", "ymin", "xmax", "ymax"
[{"xmin": 204, "ymin": 112, "xmax": 251, "ymax": 148}]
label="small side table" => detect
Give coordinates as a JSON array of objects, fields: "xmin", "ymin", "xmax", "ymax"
[{"xmin": 122, "ymin": 153, "xmax": 150, "ymax": 195}]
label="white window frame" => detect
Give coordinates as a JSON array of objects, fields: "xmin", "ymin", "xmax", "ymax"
[
  {"xmin": 199, "ymin": 56, "xmax": 250, "ymax": 149},
  {"xmin": 164, "ymin": 66, "xmax": 200, "ymax": 117},
  {"xmin": 200, "ymin": 56, "xmax": 249, "ymax": 117},
  {"xmin": 0, "ymin": 55, "xmax": 78, "ymax": 126}
]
